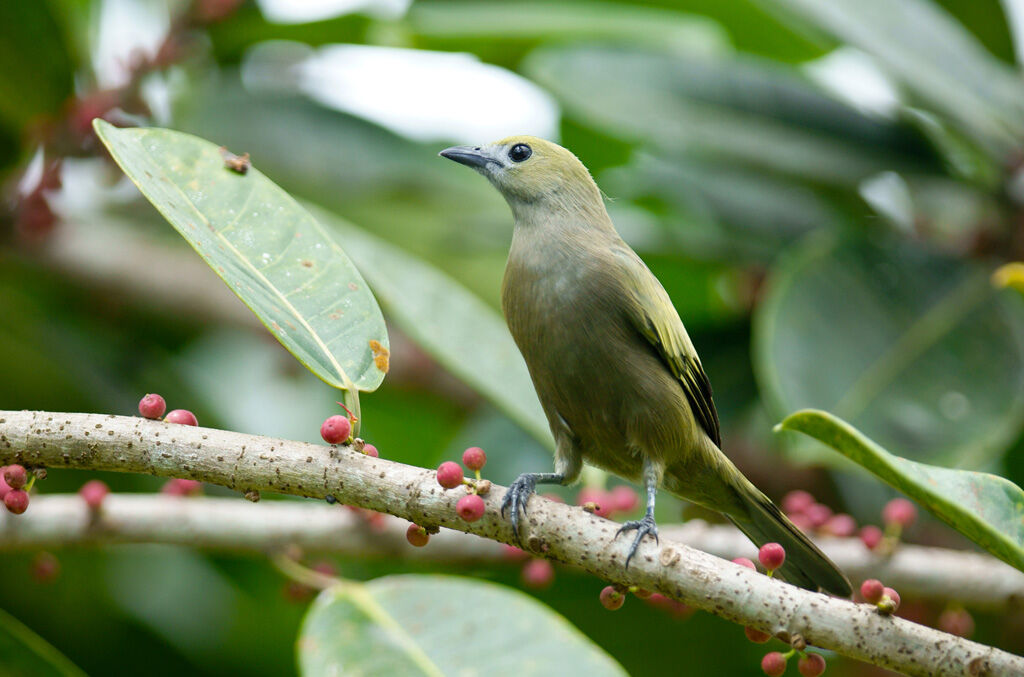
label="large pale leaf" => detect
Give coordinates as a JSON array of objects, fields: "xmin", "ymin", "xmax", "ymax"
[
  {"xmin": 524, "ymin": 45, "xmax": 932, "ymax": 186},
  {"xmin": 760, "ymin": 0, "xmax": 1024, "ymax": 161},
  {"xmin": 779, "ymin": 409, "xmax": 1024, "ymax": 572},
  {"xmin": 0, "ymin": 607, "xmax": 87, "ymax": 677},
  {"xmin": 308, "ymin": 205, "xmax": 552, "ymax": 448},
  {"xmin": 93, "ymin": 120, "xmax": 388, "ymax": 392},
  {"xmin": 754, "ymin": 235, "xmax": 1024, "ymax": 468},
  {"xmin": 298, "ymin": 575, "xmax": 626, "ymax": 677}
]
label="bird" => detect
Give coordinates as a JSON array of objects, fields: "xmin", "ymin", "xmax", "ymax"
[{"xmin": 440, "ymin": 136, "xmax": 851, "ymax": 596}]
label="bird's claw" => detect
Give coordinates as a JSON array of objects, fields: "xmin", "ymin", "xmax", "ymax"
[
  {"xmin": 501, "ymin": 474, "xmax": 538, "ymax": 544},
  {"xmin": 616, "ymin": 514, "xmax": 659, "ymax": 569}
]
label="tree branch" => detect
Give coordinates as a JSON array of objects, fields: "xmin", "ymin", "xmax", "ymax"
[
  {"xmin": 2, "ymin": 494, "xmax": 1021, "ymax": 611},
  {"xmin": 1, "ymin": 410, "xmax": 1020, "ymax": 676}
]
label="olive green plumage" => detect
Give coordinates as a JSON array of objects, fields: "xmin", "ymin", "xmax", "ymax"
[{"xmin": 440, "ymin": 136, "xmax": 851, "ymax": 596}]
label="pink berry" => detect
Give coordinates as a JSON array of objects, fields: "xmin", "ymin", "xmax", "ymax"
[
  {"xmin": 798, "ymin": 652, "xmax": 826, "ymax": 677},
  {"xmin": 732, "ymin": 557, "xmax": 757, "ymax": 570},
  {"xmin": 4, "ymin": 465, "xmax": 27, "ymax": 490},
  {"xmin": 138, "ymin": 393, "xmax": 167, "ymax": 419},
  {"xmin": 938, "ymin": 608, "xmax": 974, "ymax": 637},
  {"xmin": 161, "ymin": 478, "xmax": 202, "ymax": 496},
  {"xmin": 576, "ymin": 487, "xmax": 612, "ymax": 518},
  {"xmin": 456, "ymin": 493, "xmax": 485, "ymax": 522},
  {"xmin": 521, "ymin": 558, "xmax": 555, "ymax": 589},
  {"xmin": 406, "ymin": 524, "xmax": 429, "ymax": 547},
  {"xmin": 761, "ymin": 651, "xmax": 788, "ymax": 677},
  {"xmin": 822, "ymin": 513, "xmax": 857, "ymax": 537},
  {"xmin": 860, "ymin": 579, "xmax": 884, "ymax": 604},
  {"xmin": 859, "ymin": 525, "xmax": 883, "ymax": 550},
  {"xmin": 745, "ymin": 626, "xmax": 771, "ymax": 644},
  {"xmin": 882, "ymin": 498, "xmax": 917, "ymax": 528},
  {"xmin": 758, "ymin": 543, "xmax": 786, "ymax": 571},
  {"xmin": 805, "ymin": 503, "xmax": 832, "ymax": 527},
  {"xmin": 599, "ymin": 585, "xmax": 624, "ymax": 610},
  {"xmin": 4, "ymin": 489, "xmax": 29, "ymax": 514},
  {"xmin": 165, "ymin": 409, "xmax": 198, "ymax": 426},
  {"xmin": 311, "ymin": 560, "xmax": 338, "ymax": 578},
  {"xmin": 79, "ymin": 480, "xmax": 109, "ymax": 510},
  {"xmin": 883, "ymin": 587, "xmax": 901, "ymax": 609},
  {"xmin": 609, "ymin": 485, "xmax": 639, "ymax": 513},
  {"xmin": 31, "ymin": 552, "xmax": 60, "ymax": 583},
  {"xmin": 502, "ymin": 543, "xmax": 529, "ymax": 560},
  {"xmin": 362, "ymin": 443, "xmax": 379, "ymax": 458},
  {"xmin": 782, "ymin": 490, "xmax": 815, "ymax": 515},
  {"xmin": 0, "ymin": 470, "xmax": 9, "ymax": 500},
  {"xmin": 319, "ymin": 415, "xmax": 351, "ymax": 444},
  {"xmin": 462, "ymin": 446, "xmax": 486, "ymax": 471},
  {"xmin": 436, "ymin": 461, "xmax": 464, "ymax": 489},
  {"xmin": 789, "ymin": 512, "xmax": 814, "ymax": 532}
]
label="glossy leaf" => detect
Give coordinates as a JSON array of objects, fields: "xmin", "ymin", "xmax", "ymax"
[
  {"xmin": 299, "ymin": 575, "xmax": 626, "ymax": 677},
  {"xmin": 307, "ymin": 205, "xmax": 553, "ymax": 448},
  {"xmin": 0, "ymin": 607, "xmax": 87, "ymax": 677},
  {"xmin": 93, "ymin": 120, "xmax": 388, "ymax": 392},
  {"xmin": 754, "ymin": 235, "xmax": 1024, "ymax": 468},
  {"xmin": 525, "ymin": 45, "xmax": 933, "ymax": 186},
  {"xmin": 761, "ymin": 0, "xmax": 1024, "ymax": 161},
  {"xmin": 778, "ymin": 409, "xmax": 1024, "ymax": 572}
]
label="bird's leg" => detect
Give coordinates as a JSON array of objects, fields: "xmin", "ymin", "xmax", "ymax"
[
  {"xmin": 616, "ymin": 459, "xmax": 661, "ymax": 569},
  {"xmin": 501, "ymin": 472, "xmax": 564, "ymax": 543}
]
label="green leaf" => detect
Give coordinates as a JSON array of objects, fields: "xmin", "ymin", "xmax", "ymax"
[
  {"xmin": 759, "ymin": 0, "xmax": 1024, "ymax": 162},
  {"xmin": 307, "ymin": 205, "xmax": 553, "ymax": 449},
  {"xmin": 778, "ymin": 409, "xmax": 1024, "ymax": 572},
  {"xmin": 298, "ymin": 575, "xmax": 626, "ymax": 677},
  {"xmin": 0, "ymin": 607, "xmax": 87, "ymax": 677},
  {"xmin": 525, "ymin": 45, "xmax": 934, "ymax": 186},
  {"xmin": 92, "ymin": 120, "xmax": 388, "ymax": 393},
  {"xmin": 0, "ymin": 1, "xmax": 74, "ymax": 129},
  {"xmin": 753, "ymin": 235, "xmax": 1024, "ymax": 468}
]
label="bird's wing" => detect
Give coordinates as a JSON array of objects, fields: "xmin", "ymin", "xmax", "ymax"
[{"xmin": 617, "ymin": 250, "xmax": 722, "ymax": 447}]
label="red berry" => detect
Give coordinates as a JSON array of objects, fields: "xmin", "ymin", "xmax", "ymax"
[
  {"xmin": 609, "ymin": 485, "xmax": 639, "ymax": 513},
  {"xmin": 462, "ymin": 446, "xmax": 486, "ymax": 471},
  {"xmin": 758, "ymin": 543, "xmax": 786, "ymax": 571},
  {"xmin": 0, "ymin": 470, "xmax": 9, "ymax": 500},
  {"xmin": 732, "ymin": 557, "xmax": 757, "ymax": 570},
  {"xmin": 822, "ymin": 513, "xmax": 856, "ymax": 537},
  {"xmin": 138, "ymin": 393, "xmax": 167, "ymax": 419},
  {"xmin": 165, "ymin": 409, "xmax": 198, "ymax": 426},
  {"xmin": 31, "ymin": 552, "xmax": 60, "ymax": 583},
  {"xmin": 805, "ymin": 503, "xmax": 832, "ymax": 527},
  {"xmin": 782, "ymin": 490, "xmax": 815, "ymax": 515},
  {"xmin": 883, "ymin": 587, "xmax": 901, "ymax": 609},
  {"xmin": 521, "ymin": 558, "xmax": 555, "ymax": 589},
  {"xmin": 362, "ymin": 443, "xmax": 379, "ymax": 458},
  {"xmin": 745, "ymin": 626, "xmax": 771, "ymax": 644},
  {"xmin": 79, "ymin": 480, "xmax": 109, "ymax": 510},
  {"xmin": 406, "ymin": 524, "xmax": 429, "ymax": 547},
  {"xmin": 860, "ymin": 579, "xmax": 884, "ymax": 604},
  {"xmin": 502, "ymin": 543, "xmax": 529, "ymax": 560},
  {"xmin": 798, "ymin": 652, "xmax": 826, "ymax": 677},
  {"xmin": 576, "ymin": 487, "xmax": 612, "ymax": 518},
  {"xmin": 161, "ymin": 478, "xmax": 202, "ymax": 496},
  {"xmin": 4, "ymin": 465, "xmax": 27, "ymax": 490},
  {"xmin": 761, "ymin": 651, "xmax": 788, "ymax": 677},
  {"xmin": 311, "ymin": 561, "xmax": 338, "ymax": 577},
  {"xmin": 456, "ymin": 494, "xmax": 485, "ymax": 522},
  {"xmin": 938, "ymin": 608, "xmax": 974, "ymax": 637},
  {"xmin": 320, "ymin": 415, "xmax": 351, "ymax": 444},
  {"xmin": 5, "ymin": 489, "xmax": 29, "ymax": 514},
  {"xmin": 859, "ymin": 525, "xmax": 883, "ymax": 550},
  {"xmin": 436, "ymin": 461, "xmax": 464, "ymax": 489},
  {"xmin": 882, "ymin": 498, "xmax": 917, "ymax": 528},
  {"xmin": 599, "ymin": 585, "xmax": 624, "ymax": 610},
  {"xmin": 789, "ymin": 512, "xmax": 814, "ymax": 532}
]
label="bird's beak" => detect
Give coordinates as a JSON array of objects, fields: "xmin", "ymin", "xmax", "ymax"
[{"xmin": 439, "ymin": 145, "xmax": 496, "ymax": 170}]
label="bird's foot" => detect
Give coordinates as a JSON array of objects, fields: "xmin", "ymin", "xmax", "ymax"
[
  {"xmin": 616, "ymin": 513, "xmax": 659, "ymax": 569},
  {"xmin": 501, "ymin": 473, "xmax": 538, "ymax": 543}
]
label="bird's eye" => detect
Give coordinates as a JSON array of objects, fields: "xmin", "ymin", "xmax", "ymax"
[{"xmin": 508, "ymin": 143, "xmax": 532, "ymax": 163}]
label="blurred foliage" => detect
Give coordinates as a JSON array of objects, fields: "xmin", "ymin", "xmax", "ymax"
[{"xmin": 3, "ymin": 0, "xmax": 1024, "ymax": 673}]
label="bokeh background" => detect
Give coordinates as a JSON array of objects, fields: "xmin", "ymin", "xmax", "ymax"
[{"xmin": 2, "ymin": 0, "xmax": 1024, "ymax": 674}]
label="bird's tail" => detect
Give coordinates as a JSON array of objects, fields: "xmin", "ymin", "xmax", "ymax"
[{"xmin": 726, "ymin": 476, "xmax": 851, "ymax": 596}]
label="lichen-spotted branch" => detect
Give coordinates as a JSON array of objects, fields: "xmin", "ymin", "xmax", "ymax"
[{"xmin": 1, "ymin": 410, "xmax": 1021, "ymax": 676}]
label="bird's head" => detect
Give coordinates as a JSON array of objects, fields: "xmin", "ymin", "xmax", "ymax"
[{"xmin": 440, "ymin": 136, "xmax": 604, "ymax": 219}]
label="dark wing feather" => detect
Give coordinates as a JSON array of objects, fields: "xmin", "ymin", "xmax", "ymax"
[{"xmin": 619, "ymin": 251, "xmax": 722, "ymax": 447}]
